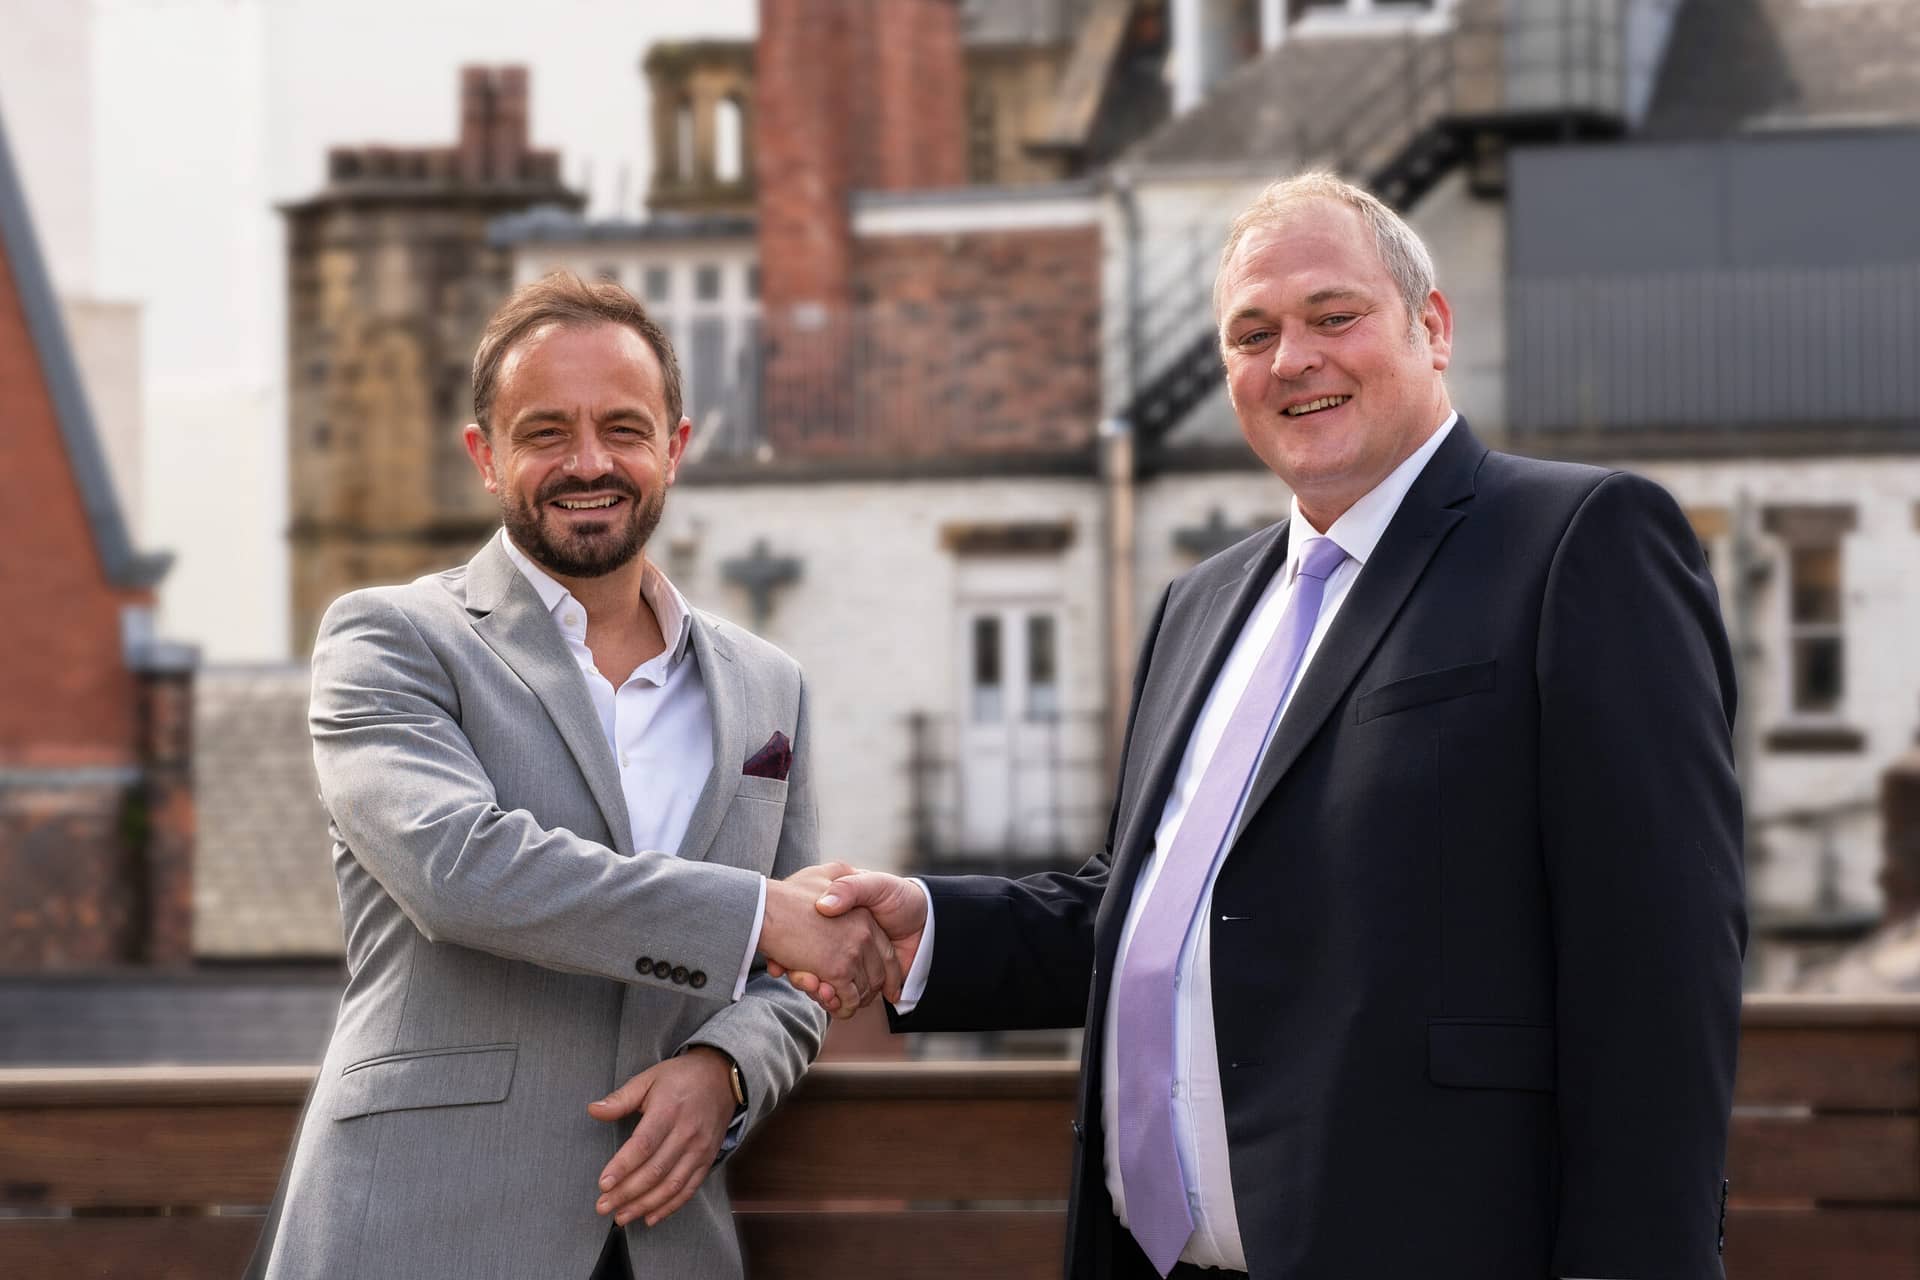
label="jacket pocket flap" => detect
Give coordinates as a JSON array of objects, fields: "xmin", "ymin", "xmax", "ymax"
[
  {"xmin": 1357, "ymin": 660, "xmax": 1497, "ymax": 723},
  {"xmin": 1427, "ymin": 1020, "xmax": 1554, "ymax": 1092},
  {"xmin": 735, "ymin": 774, "xmax": 789, "ymax": 804},
  {"xmin": 333, "ymin": 1043, "xmax": 518, "ymax": 1120}
]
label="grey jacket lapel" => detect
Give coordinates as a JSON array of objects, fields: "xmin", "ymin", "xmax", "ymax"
[
  {"xmin": 464, "ymin": 538, "xmax": 635, "ymax": 855},
  {"xmin": 677, "ymin": 612, "xmax": 746, "ymax": 865},
  {"xmin": 1228, "ymin": 422, "xmax": 1486, "ymax": 847}
]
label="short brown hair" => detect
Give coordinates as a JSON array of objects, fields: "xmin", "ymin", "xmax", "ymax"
[
  {"xmin": 1215, "ymin": 171, "xmax": 1436, "ymax": 340},
  {"xmin": 471, "ymin": 271, "xmax": 683, "ymax": 434}
]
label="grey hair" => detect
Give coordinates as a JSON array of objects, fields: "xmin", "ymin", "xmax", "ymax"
[{"xmin": 1213, "ymin": 170, "xmax": 1437, "ymax": 339}]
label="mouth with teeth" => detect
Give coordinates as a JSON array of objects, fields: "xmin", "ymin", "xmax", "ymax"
[
  {"xmin": 1283, "ymin": 395, "xmax": 1352, "ymax": 417},
  {"xmin": 552, "ymin": 495, "xmax": 623, "ymax": 511}
]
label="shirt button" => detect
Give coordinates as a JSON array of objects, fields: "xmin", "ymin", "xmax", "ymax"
[
  {"xmin": 1171, "ymin": 1080, "xmax": 1182, "ymax": 1098},
  {"xmin": 620, "ymin": 753, "xmax": 630, "ymax": 768}
]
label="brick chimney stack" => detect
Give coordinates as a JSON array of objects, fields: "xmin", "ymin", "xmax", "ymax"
[
  {"xmin": 457, "ymin": 65, "xmax": 533, "ymax": 183},
  {"xmin": 755, "ymin": 0, "xmax": 968, "ymax": 450}
]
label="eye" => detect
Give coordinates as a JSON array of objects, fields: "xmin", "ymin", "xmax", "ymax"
[
  {"xmin": 1318, "ymin": 313, "xmax": 1357, "ymax": 328},
  {"xmin": 1234, "ymin": 329, "xmax": 1274, "ymax": 349}
]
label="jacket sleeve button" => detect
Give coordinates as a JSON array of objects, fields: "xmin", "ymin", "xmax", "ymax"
[
  {"xmin": 635, "ymin": 957, "xmax": 654, "ymax": 976},
  {"xmin": 689, "ymin": 970, "xmax": 708, "ymax": 989},
  {"xmin": 671, "ymin": 966, "xmax": 690, "ymax": 985}
]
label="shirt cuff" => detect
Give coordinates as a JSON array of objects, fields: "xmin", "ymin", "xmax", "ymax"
[
  {"xmin": 888, "ymin": 878, "xmax": 935, "ymax": 1015},
  {"xmin": 733, "ymin": 876, "xmax": 768, "ymax": 1001}
]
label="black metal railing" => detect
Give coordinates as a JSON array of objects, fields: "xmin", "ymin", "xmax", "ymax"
[
  {"xmin": 685, "ymin": 300, "xmax": 1103, "ymax": 464},
  {"xmin": 904, "ymin": 710, "xmax": 1110, "ymax": 876}
]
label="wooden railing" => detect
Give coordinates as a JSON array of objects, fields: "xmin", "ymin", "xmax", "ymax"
[{"xmin": 2, "ymin": 997, "xmax": 1916, "ymax": 1277}]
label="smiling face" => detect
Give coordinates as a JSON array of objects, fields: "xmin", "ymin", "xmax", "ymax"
[
  {"xmin": 462, "ymin": 321, "xmax": 689, "ymax": 580},
  {"xmin": 1218, "ymin": 198, "xmax": 1454, "ymax": 530}
]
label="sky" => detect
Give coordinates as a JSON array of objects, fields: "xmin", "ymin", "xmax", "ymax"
[{"xmin": 5, "ymin": 0, "xmax": 756, "ymax": 660}]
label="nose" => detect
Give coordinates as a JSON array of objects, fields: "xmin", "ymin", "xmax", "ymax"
[
  {"xmin": 1268, "ymin": 327, "xmax": 1321, "ymax": 382},
  {"xmin": 564, "ymin": 433, "xmax": 614, "ymax": 476}
]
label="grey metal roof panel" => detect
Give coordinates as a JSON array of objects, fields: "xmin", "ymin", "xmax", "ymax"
[{"xmin": 0, "ymin": 102, "xmax": 169, "ymax": 590}]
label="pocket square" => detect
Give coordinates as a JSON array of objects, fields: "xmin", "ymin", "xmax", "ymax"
[{"xmin": 743, "ymin": 730, "xmax": 793, "ymax": 782}]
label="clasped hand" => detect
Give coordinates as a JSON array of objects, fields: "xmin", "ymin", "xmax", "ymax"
[{"xmin": 764, "ymin": 863, "xmax": 927, "ymax": 1016}]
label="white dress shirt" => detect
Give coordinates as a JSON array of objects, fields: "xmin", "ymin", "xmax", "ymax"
[
  {"xmin": 898, "ymin": 413, "xmax": 1458, "ymax": 1271},
  {"xmin": 501, "ymin": 531, "xmax": 765, "ymax": 1000}
]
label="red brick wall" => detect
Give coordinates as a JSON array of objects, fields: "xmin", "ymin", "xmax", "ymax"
[
  {"xmin": 756, "ymin": 0, "xmax": 970, "ymax": 447},
  {"xmin": 0, "ymin": 228, "xmax": 145, "ymax": 769},
  {"xmin": 853, "ymin": 226, "xmax": 1102, "ymax": 455},
  {"xmin": 0, "ymin": 195, "xmax": 193, "ymax": 969}
]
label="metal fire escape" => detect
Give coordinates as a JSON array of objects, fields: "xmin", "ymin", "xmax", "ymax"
[{"xmin": 1119, "ymin": 4, "xmax": 1633, "ymax": 446}]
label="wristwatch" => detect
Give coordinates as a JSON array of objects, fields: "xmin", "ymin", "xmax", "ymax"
[{"xmin": 725, "ymin": 1056, "xmax": 748, "ymax": 1111}]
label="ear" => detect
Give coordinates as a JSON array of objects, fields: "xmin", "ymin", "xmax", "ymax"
[
  {"xmin": 663, "ymin": 416, "xmax": 692, "ymax": 486},
  {"xmin": 462, "ymin": 423, "xmax": 498, "ymax": 493},
  {"xmin": 1421, "ymin": 288, "xmax": 1454, "ymax": 372}
]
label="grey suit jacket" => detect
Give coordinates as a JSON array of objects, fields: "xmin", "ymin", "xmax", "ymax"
[{"xmin": 260, "ymin": 537, "xmax": 828, "ymax": 1280}]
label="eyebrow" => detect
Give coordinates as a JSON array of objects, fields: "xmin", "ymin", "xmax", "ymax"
[{"xmin": 509, "ymin": 405, "xmax": 657, "ymax": 431}]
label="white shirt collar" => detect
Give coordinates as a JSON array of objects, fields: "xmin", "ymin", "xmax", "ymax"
[
  {"xmin": 1286, "ymin": 410, "xmax": 1458, "ymax": 576},
  {"xmin": 498, "ymin": 529, "xmax": 694, "ymax": 667}
]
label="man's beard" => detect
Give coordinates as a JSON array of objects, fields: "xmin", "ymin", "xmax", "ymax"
[{"xmin": 501, "ymin": 474, "xmax": 664, "ymax": 579}]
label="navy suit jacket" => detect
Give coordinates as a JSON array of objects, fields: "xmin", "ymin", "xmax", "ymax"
[{"xmin": 894, "ymin": 422, "xmax": 1746, "ymax": 1279}]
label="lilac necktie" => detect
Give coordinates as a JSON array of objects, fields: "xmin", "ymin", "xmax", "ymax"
[{"xmin": 1114, "ymin": 534, "xmax": 1349, "ymax": 1276}]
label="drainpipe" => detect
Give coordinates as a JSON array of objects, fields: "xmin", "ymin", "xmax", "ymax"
[{"xmin": 1100, "ymin": 414, "xmax": 1137, "ymax": 785}]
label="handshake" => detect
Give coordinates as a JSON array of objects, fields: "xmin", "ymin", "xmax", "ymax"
[{"xmin": 755, "ymin": 863, "xmax": 926, "ymax": 1018}]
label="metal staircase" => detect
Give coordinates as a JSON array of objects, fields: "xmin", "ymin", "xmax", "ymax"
[{"xmin": 1119, "ymin": 6, "xmax": 1632, "ymax": 446}]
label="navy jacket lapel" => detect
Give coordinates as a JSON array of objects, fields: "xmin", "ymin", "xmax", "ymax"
[
  {"xmin": 1105, "ymin": 522, "xmax": 1292, "ymax": 913},
  {"xmin": 1229, "ymin": 421, "xmax": 1486, "ymax": 847},
  {"xmin": 464, "ymin": 538, "xmax": 636, "ymax": 856}
]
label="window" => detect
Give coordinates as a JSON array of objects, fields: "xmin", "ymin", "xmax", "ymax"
[
  {"xmin": 715, "ymin": 96, "xmax": 744, "ymax": 184},
  {"xmin": 1761, "ymin": 504, "xmax": 1856, "ymax": 728},
  {"xmin": 971, "ymin": 615, "xmax": 1003, "ymax": 723},
  {"xmin": 1787, "ymin": 543, "xmax": 1844, "ymax": 716},
  {"xmin": 643, "ymin": 266, "xmax": 671, "ymax": 302},
  {"xmin": 595, "ymin": 264, "xmax": 621, "ymax": 284},
  {"xmin": 1026, "ymin": 613, "xmax": 1059, "ymax": 720},
  {"xmin": 695, "ymin": 264, "xmax": 722, "ymax": 302}
]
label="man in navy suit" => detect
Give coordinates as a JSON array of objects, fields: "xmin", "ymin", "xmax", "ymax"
[{"xmin": 785, "ymin": 172, "xmax": 1746, "ymax": 1279}]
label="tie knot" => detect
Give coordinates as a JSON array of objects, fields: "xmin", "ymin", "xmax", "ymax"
[{"xmin": 1296, "ymin": 536, "xmax": 1347, "ymax": 584}]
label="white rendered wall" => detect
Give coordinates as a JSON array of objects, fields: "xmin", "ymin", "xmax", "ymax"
[{"xmin": 660, "ymin": 475, "xmax": 1109, "ymax": 875}]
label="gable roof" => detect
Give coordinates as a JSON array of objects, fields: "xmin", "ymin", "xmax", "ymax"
[
  {"xmin": 0, "ymin": 102, "xmax": 167, "ymax": 590},
  {"xmin": 1643, "ymin": 0, "xmax": 1920, "ymax": 137}
]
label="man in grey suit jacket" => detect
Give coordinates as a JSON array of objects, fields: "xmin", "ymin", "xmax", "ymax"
[{"xmin": 256, "ymin": 272, "xmax": 900, "ymax": 1280}]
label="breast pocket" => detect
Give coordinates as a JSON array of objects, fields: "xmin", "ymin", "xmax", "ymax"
[
  {"xmin": 1356, "ymin": 659, "xmax": 1498, "ymax": 723},
  {"xmin": 712, "ymin": 776, "xmax": 788, "ymax": 871}
]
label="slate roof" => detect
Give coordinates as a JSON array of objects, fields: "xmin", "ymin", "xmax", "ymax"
[
  {"xmin": 0, "ymin": 969, "xmax": 342, "ymax": 1066},
  {"xmin": 0, "ymin": 101, "xmax": 167, "ymax": 589},
  {"xmin": 193, "ymin": 666, "xmax": 345, "ymax": 959},
  {"xmin": 1642, "ymin": 0, "xmax": 1920, "ymax": 137},
  {"xmin": 1121, "ymin": 33, "xmax": 1444, "ymax": 173}
]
